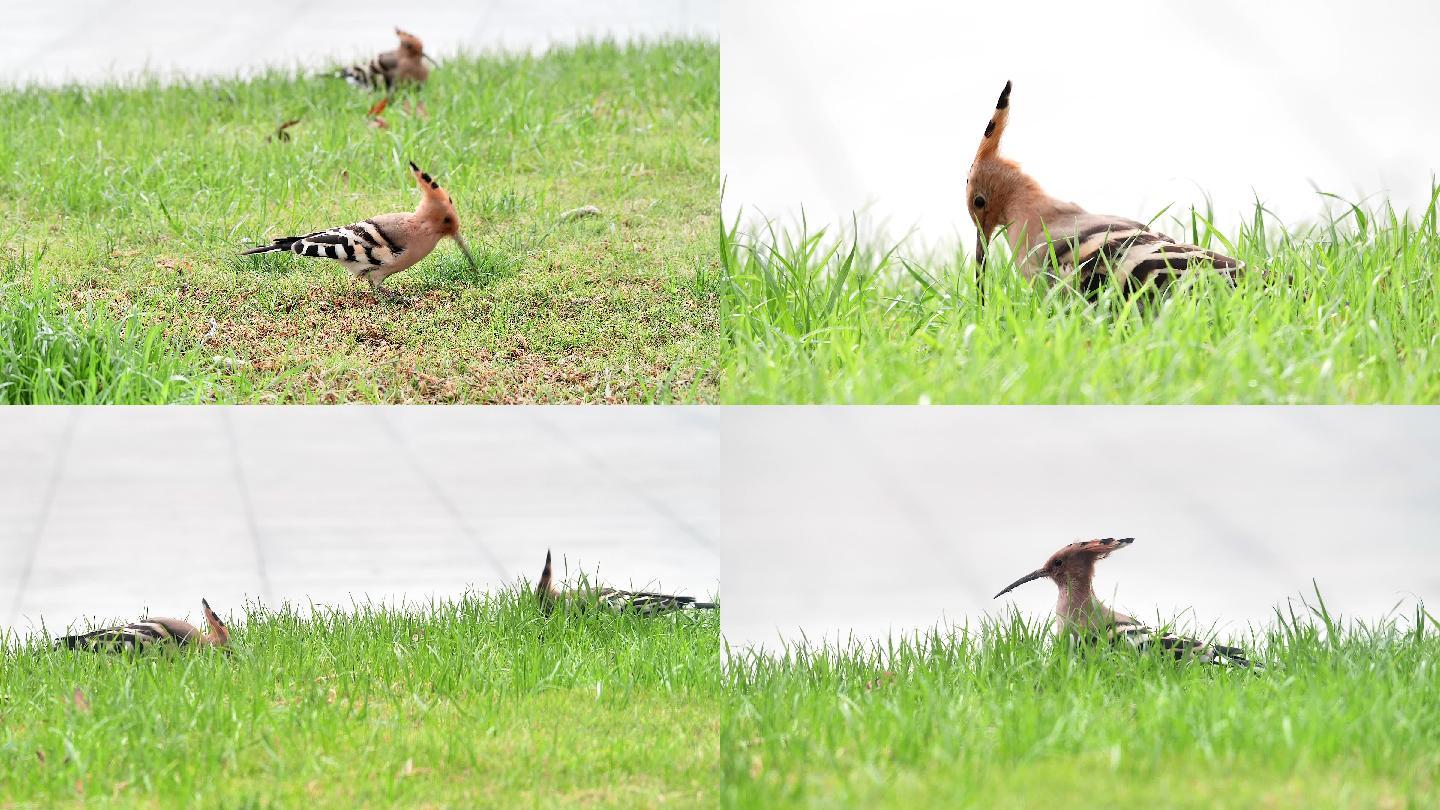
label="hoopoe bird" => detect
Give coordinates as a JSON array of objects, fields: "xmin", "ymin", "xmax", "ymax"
[
  {"xmin": 240, "ymin": 161, "xmax": 476, "ymax": 297},
  {"xmin": 993, "ymin": 538, "xmax": 1259, "ymax": 668},
  {"xmin": 967, "ymin": 81, "xmax": 1244, "ymax": 293},
  {"xmin": 55, "ymin": 599, "xmax": 230, "ymax": 653},
  {"xmin": 338, "ymin": 28, "xmax": 435, "ymax": 91},
  {"xmin": 535, "ymin": 550, "xmax": 718, "ymax": 616}
]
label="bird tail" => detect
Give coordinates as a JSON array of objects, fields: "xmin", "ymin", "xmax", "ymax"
[
  {"xmin": 1208, "ymin": 642, "xmax": 1263, "ymax": 670},
  {"xmin": 240, "ymin": 237, "xmax": 298, "ymax": 256}
]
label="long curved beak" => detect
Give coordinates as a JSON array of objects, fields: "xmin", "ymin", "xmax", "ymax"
[
  {"xmin": 453, "ymin": 233, "xmax": 478, "ymax": 270},
  {"xmin": 993, "ymin": 569, "xmax": 1045, "ymax": 599},
  {"xmin": 974, "ymin": 226, "xmax": 987, "ymax": 268},
  {"xmin": 423, "ymin": 54, "xmax": 439, "ymax": 67}
]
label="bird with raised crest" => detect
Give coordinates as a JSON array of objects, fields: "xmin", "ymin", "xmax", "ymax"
[
  {"xmin": 240, "ymin": 160, "xmax": 476, "ymax": 298},
  {"xmin": 994, "ymin": 538, "xmax": 1259, "ymax": 668}
]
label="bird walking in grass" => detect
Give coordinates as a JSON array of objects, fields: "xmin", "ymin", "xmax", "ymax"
[
  {"xmin": 338, "ymin": 27, "xmax": 435, "ymax": 91},
  {"xmin": 55, "ymin": 599, "xmax": 230, "ymax": 652},
  {"xmin": 993, "ymin": 538, "xmax": 1259, "ymax": 668},
  {"xmin": 535, "ymin": 550, "xmax": 718, "ymax": 616},
  {"xmin": 240, "ymin": 161, "xmax": 476, "ymax": 298},
  {"xmin": 967, "ymin": 81, "xmax": 1244, "ymax": 293}
]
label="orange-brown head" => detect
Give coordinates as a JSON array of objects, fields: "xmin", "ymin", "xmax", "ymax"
[
  {"xmin": 200, "ymin": 598, "xmax": 230, "ymax": 647},
  {"xmin": 408, "ymin": 161, "xmax": 477, "ymax": 269},
  {"xmin": 993, "ymin": 537, "xmax": 1134, "ymax": 599},
  {"xmin": 395, "ymin": 28, "xmax": 425, "ymax": 57},
  {"xmin": 966, "ymin": 80, "xmax": 1045, "ymax": 267},
  {"xmin": 395, "ymin": 28, "xmax": 437, "ymax": 67}
]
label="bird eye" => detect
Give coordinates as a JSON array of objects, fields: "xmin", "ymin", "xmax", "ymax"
[
  {"xmin": 443, "ymin": 216, "xmax": 453, "ymax": 224},
  {"xmin": 1050, "ymin": 559, "xmax": 1061, "ymax": 568},
  {"xmin": 972, "ymin": 194, "xmax": 986, "ymax": 209}
]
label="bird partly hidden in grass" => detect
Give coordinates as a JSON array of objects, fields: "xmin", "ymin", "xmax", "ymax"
[
  {"xmin": 967, "ymin": 81, "xmax": 1245, "ymax": 294},
  {"xmin": 240, "ymin": 161, "xmax": 477, "ymax": 298},
  {"xmin": 535, "ymin": 550, "xmax": 718, "ymax": 616},
  {"xmin": 338, "ymin": 27, "xmax": 435, "ymax": 92},
  {"xmin": 55, "ymin": 599, "xmax": 230, "ymax": 652},
  {"xmin": 993, "ymin": 538, "xmax": 1260, "ymax": 669}
]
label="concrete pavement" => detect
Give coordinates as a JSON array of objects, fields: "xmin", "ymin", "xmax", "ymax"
[{"xmin": 1, "ymin": 407, "xmax": 719, "ymax": 640}]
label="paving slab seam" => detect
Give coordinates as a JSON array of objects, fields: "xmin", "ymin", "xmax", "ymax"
[
  {"xmin": 7, "ymin": 410, "xmax": 78, "ymax": 628},
  {"xmin": 221, "ymin": 409, "xmax": 275, "ymax": 604},
  {"xmin": 370, "ymin": 409, "xmax": 509, "ymax": 581},
  {"xmin": 532, "ymin": 410, "xmax": 718, "ymax": 551}
]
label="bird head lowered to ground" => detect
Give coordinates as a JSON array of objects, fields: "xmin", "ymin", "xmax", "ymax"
[
  {"xmin": 967, "ymin": 80, "xmax": 1046, "ymax": 266},
  {"xmin": 409, "ymin": 160, "xmax": 477, "ymax": 270},
  {"xmin": 993, "ymin": 537, "xmax": 1134, "ymax": 599}
]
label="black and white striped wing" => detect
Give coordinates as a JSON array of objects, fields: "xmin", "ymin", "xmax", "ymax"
[
  {"xmin": 58, "ymin": 619, "xmax": 195, "ymax": 652},
  {"xmin": 1041, "ymin": 217, "xmax": 1243, "ymax": 290},
  {"xmin": 339, "ymin": 52, "xmax": 398, "ymax": 90},
  {"xmin": 284, "ymin": 220, "xmax": 404, "ymax": 269},
  {"xmin": 595, "ymin": 588, "xmax": 701, "ymax": 615},
  {"xmin": 1109, "ymin": 621, "xmax": 1259, "ymax": 669}
]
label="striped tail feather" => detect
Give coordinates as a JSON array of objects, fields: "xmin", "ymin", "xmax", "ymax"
[{"xmin": 240, "ymin": 236, "xmax": 300, "ymax": 256}]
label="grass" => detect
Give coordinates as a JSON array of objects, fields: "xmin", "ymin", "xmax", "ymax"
[
  {"xmin": 0, "ymin": 38, "xmax": 718, "ymax": 403},
  {"xmin": 722, "ymin": 188, "xmax": 1440, "ymax": 403},
  {"xmin": 0, "ymin": 589, "xmax": 720, "ymax": 808},
  {"xmin": 0, "ymin": 251, "xmax": 217, "ymax": 403},
  {"xmin": 724, "ymin": 596, "xmax": 1440, "ymax": 809}
]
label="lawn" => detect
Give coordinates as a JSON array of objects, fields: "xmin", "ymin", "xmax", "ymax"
[
  {"xmin": 722, "ymin": 190, "xmax": 1440, "ymax": 403},
  {"xmin": 724, "ymin": 599, "xmax": 1440, "ymax": 809},
  {"xmin": 0, "ymin": 591, "xmax": 720, "ymax": 807},
  {"xmin": 0, "ymin": 38, "xmax": 718, "ymax": 404}
]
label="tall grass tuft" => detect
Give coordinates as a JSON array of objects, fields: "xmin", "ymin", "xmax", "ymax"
[{"xmin": 0, "ymin": 269, "xmax": 211, "ymax": 404}]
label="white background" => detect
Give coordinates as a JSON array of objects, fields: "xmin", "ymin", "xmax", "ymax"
[
  {"xmin": 722, "ymin": 408, "xmax": 1440, "ymax": 651},
  {"xmin": 723, "ymin": 1, "xmax": 1440, "ymax": 249}
]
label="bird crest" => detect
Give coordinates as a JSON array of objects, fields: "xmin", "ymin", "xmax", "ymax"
[
  {"xmin": 395, "ymin": 28, "xmax": 425, "ymax": 56},
  {"xmin": 536, "ymin": 549, "xmax": 560, "ymax": 613},
  {"xmin": 408, "ymin": 160, "xmax": 471, "ymax": 254},
  {"xmin": 200, "ymin": 598, "xmax": 229, "ymax": 646}
]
